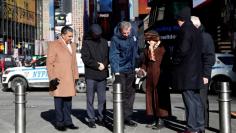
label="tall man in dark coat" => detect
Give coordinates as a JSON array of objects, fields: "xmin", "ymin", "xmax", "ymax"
[
  {"xmin": 191, "ymin": 16, "xmax": 215, "ymax": 128},
  {"xmin": 172, "ymin": 7, "xmax": 205, "ymax": 133},
  {"xmin": 109, "ymin": 21, "xmax": 139, "ymax": 127},
  {"xmin": 81, "ymin": 24, "xmax": 109, "ymax": 128}
]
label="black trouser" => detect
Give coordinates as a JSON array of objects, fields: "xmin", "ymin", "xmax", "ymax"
[
  {"xmin": 54, "ymin": 97, "xmax": 73, "ymax": 126},
  {"xmin": 119, "ymin": 72, "xmax": 136, "ymax": 121},
  {"xmin": 86, "ymin": 79, "xmax": 107, "ymax": 122},
  {"xmin": 182, "ymin": 90, "xmax": 205, "ymax": 132},
  {"xmin": 200, "ymin": 84, "xmax": 209, "ymax": 127}
]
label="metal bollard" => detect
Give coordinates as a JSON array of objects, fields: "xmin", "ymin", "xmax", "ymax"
[
  {"xmin": 218, "ymin": 82, "xmax": 231, "ymax": 133},
  {"xmin": 113, "ymin": 82, "xmax": 124, "ymax": 133},
  {"xmin": 15, "ymin": 83, "xmax": 26, "ymax": 133}
]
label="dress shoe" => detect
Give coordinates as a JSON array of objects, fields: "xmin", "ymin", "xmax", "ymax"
[
  {"xmin": 152, "ymin": 122, "xmax": 164, "ymax": 130},
  {"xmin": 96, "ymin": 120, "xmax": 106, "ymax": 127},
  {"xmin": 88, "ymin": 121, "xmax": 96, "ymax": 128},
  {"xmin": 146, "ymin": 121, "xmax": 157, "ymax": 128},
  {"xmin": 65, "ymin": 124, "xmax": 79, "ymax": 130},
  {"xmin": 55, "ymin": 125, "xmax": 66, "ymax": 131},
  {"xmin": 146, "ymin": 119, "xmax": 164, "ymax": 130},
  {"xmin": 124, "ymin": 120, "xmax": 137, "ymax": 127}
]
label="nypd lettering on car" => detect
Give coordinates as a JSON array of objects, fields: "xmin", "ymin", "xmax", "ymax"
[{"xmin": 2, "ymin": 55, "xmax": 86, "ymax": 92}]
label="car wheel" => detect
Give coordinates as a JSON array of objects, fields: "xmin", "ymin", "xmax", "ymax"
[
  {"xmin": 11, "ymin": 77, "xmax": 28, "ymax": 92},
  {"xmin": 209, "ymin": 80, "xmax": 220, "ymax": 94},
  {"xmin": 209, "ymin": 77, "xmax": 231, "ymax": 94},
  {"xmin": 140, "ymin": 78, "xmax": 146, "ymax": 93},
  {"xmin": 76, "ymin": 77, "xmax": 86, "ymax": 93}
]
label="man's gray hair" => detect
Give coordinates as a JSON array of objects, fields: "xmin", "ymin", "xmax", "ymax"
[
  {"xmin": 191, "ymin": 16, "xmax": 201, "ymax": 28},
  {"xmin": 119, "ymin": 21, "xmax": 132, "ymax": 30}
]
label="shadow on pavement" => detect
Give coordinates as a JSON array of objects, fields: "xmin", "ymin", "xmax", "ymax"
[
  {"xmin": 40, "ymin": 109, "xmax": 56, "ymax": 127},
  {"xmin": 132, "ymin": 109, "xmax": 186, "ymax": 132},
  {"xmin": 40, "ymin": 108, "xmax": 220, "ymax": 132},
  {"xmin": 40, "ymin": 109, "xmax": 114, "ymax": 131},
  {"xmin": 40, "ymin": 109, "xmax": 95, "ymax": 128},
  {"xmin": 175, "ymin": 106, "xmax": 219, "ymax": 133},
  {"xmin": 206, "ymin": 126, "xmax": 219, "ymax": 133},
  {"xmin": 72, "ymin": 109, "xmax": 113, "ymax": 132},
  {"xmin": 71, "ymin": 109, "xmax": 88, "ymax": 126},
  {"xmin": 40, "ymin": 109, "xmax": 89, "ymax": 128}
]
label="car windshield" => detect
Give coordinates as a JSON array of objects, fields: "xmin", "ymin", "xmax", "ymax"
[
  {"xmin": 218, "ymin": 56, "xmax": 234, "ymax": 65},
  {"xmin": 34, "ymin": 57, "xmax": 47, "ymax": 66}
]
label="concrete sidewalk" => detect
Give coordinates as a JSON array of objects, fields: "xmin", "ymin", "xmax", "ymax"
[{"xmin": 0, "ymin": 90, "xmax": 236, "ymax": 133}]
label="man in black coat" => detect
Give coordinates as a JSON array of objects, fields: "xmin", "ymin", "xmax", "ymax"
[
  {"xmin": 172, "ymin": 7, "xmax": 205, "ymax": 133},
  {"xmin": 81, "ymin": 24, "xmax": 109, "ymax": 128},
  {"xmin": 191, "ymin": 16, "xmax": 216, "ymax": 128}
]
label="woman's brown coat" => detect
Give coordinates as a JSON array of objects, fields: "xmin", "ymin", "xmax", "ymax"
[
  {"xmin": 141, "ymin": 45, "xmax": 169, "ymax": 117},
  {"xmin": 46, "ymin": 38, "xmax": 79, "ymax": 97}
]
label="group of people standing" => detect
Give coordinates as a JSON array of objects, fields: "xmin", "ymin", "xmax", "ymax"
[
  {"xmin": 46, "ymin": 6, "xmax": 215, "ymax": 133},
  {"xmin": 171, "ymin": 7, "xmax": 215, "ymax": 133}
]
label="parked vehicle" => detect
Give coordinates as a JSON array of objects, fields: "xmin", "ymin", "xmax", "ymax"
[
  {"xmin": 209, "ymin": 53, "xmax": 236, "ymax": 93},
  {"xmin": 135, "ymin": 53, "xmax": 236, "ymax": 94},
  {"xmin": 0, "ymin": 54, "xmax": 17, "ymax": 73},
  {"xmin": 2, "ymin": 54, "xmax": 86, "ymax": 92}
]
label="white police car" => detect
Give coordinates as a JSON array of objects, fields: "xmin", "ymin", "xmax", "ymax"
[
  {"xmin": 2, "ymin": 54, "xmax": 86, "ymax": 92},
  {"xmin": 210, "ymin": 53, "xmax": 236, "ymax": 93}
]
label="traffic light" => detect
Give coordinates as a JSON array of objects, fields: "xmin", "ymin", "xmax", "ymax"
[{"xmin": 55, "ymin": 14, "xmax": 66, "ymax": 26}]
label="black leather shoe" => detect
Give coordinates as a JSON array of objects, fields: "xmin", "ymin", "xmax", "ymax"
[
  {"xmin": 152, "ymin": 123, "xmax": 164, "ymax": 130},
  {"xmin": 146, "ymin": 121, "xmax": 157, "ymax": 128},
  {"xmin": 88, "ymin": 121, "xmax": 96, "ymax": 128},
  {"xmin": 152, "ymin": 119, "xmax": 165, "ymax": 130},
  {"xmin": 65, "ymin": 124, "xmax": 79, "ymax": 130},
  {"xmin": 55, "ymin": 125, "xmax": 66, "ymax": 131},
  {"xmin": 96, "ymin": 120, "xmax": 106, "ymax": 127},
  {"xmin": 124, "ymin": 120, "xmax": 137, "ymax": 127}
]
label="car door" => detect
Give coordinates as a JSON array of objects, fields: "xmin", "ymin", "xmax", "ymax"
[{"xmin": 27, "ymin": 57, "xmax": 49, "ymax": 88}]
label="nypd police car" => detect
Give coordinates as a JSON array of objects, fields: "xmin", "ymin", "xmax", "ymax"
[
  {"xmin": 209, "ymin": 53, "xmax": 236, "ymax": 93},
  {"xmin": 2, "ymin": 54, "xmax": 86, "ymax": 92}
]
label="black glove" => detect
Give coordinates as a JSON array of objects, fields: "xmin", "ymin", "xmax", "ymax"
[{"xmin": 49, "ymin": 78, "xmax": 60, "ymax": 90}]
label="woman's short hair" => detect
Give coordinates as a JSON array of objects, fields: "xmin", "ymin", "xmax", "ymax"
[{"xmin": 144, "ymin": 30, "xmax": 160, "ymax": 42}]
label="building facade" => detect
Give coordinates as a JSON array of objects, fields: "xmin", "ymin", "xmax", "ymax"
[
  {"xmin": 72, "ymin": 0, "xmax": 84, "ymax": 46},
  {"xmin": 147, "ymin": 0, "xmax": 236, "ymax": 53},
  {"xmin": 0, "ymin": 0, "xmax": 36, "ymax": 55}
]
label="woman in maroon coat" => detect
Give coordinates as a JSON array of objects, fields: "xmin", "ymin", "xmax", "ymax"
[{"xmin": 138, "ymin": 30, "xmax": 170, "ymax": 129}]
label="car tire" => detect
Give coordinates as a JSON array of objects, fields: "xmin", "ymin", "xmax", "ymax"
[
  {"xmin": 76, "ymin": 77, "xmax": 86, "ymax": 93},
  {"xmin": 209, "ymin": 80, "xmax": 220, "ymax": 94},
  {"xmin": 11, "ymin": 77, "xmax": 28, "ymax": 92},
  {"xmin": 209, "ymin": 77, "xmax": 232, "ymax": 94}
]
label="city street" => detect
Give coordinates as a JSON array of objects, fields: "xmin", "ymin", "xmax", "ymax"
[
  {"xmin": 1, "ymin": 1, "xmax": 235, "ymax": 133},
  {"xmin": 0, "ymin": 86, "xmax": 236, "ymax": 133}
]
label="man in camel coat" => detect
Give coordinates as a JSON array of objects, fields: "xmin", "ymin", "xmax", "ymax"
[{"xmin": 46, "ymin": 26, "xmax": 79, "ymax": 131}]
